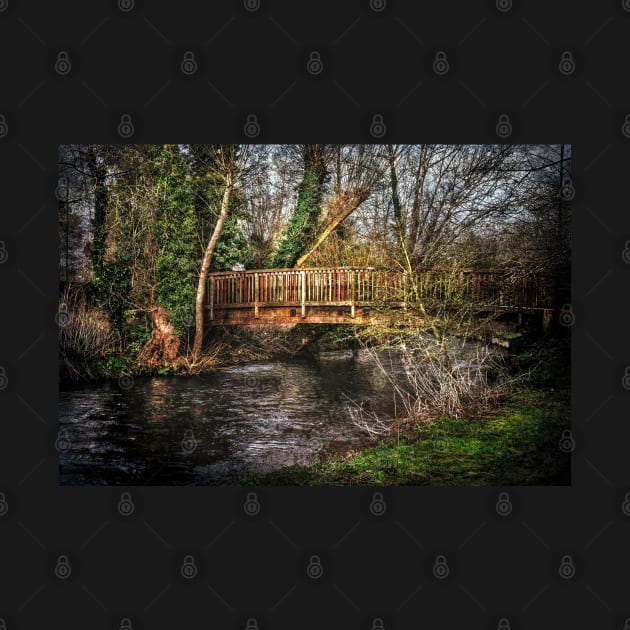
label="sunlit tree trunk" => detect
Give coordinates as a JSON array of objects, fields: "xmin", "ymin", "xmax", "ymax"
[
  {"xmin": 192, "ymin": 172, "xmax": 234, "ymax": 363},
  {"xmin": 295, "ymin": 190, "xmax": 369, "ymax": 267}
]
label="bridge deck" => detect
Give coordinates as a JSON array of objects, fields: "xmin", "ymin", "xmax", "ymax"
[{"xmin": 206, "ymin": 266, "xmax": 553, "ymax": 326}]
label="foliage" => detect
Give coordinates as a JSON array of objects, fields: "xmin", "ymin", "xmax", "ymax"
[
  {"xmin": 210, "ymin": 192, "xmax": 254, "ymax": 272},
  {"xmin": 125, "ymin": 316, "xmax": 151, "ymax": 355},
  {"xmin": 152, "ymin": 145, "xmax": 199, "ymax": 337},
  {"xmin": 270, "ymin": 147, "xmax": 329, "ymax": 268},
  {"xmin": 94, "ymin": 355, "xmax": 132, "ymax": 376},
  {"xmin": 316, "ymin": 324, "xmax": 358, "ymax": 349},
  {"xmin": 86, "ymin": 145, "xmax": 109, "ymax": 285},
  {"xmin": 509, "ymin": 333, "xmax": 570, "ymax": 388},
  {"xmin": 93, "ymin": 248, "xmax": 132, "ymax": 333}
]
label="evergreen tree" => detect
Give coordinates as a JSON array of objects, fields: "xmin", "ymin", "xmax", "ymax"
[{"xmin": 210, "ymin": 190, "xmax": 253, "ymax": 271}]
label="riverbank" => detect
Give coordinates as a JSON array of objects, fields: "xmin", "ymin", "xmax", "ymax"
[
  {"xmin": 241, "ymin": 333, "xmax": 571, "ymax": 486},
  {"xmin": 59, "ymin": 322, "xmax": 356, "ymax": 384},
  {"xmin": 59, "ymin": 325, "xmax": 570, "ymax": 485},
  {"xmin": 240, "ymin": 384, "xmax": 570, "ymax": 486}
]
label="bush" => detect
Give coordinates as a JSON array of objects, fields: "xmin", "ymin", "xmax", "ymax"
[
  {"xmin": 349, "ymin": 333, "xmax": 508, "ymax": 438},
  {"xmin": 59, "ymin": 283, "xmax": 119, "ymax": 381}
]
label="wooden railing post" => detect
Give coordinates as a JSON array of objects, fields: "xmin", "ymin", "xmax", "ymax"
[
  {"xmin": 209, "ymin": 278, "xmax": 214, "ymax": 320},
  {"xmin": 301, "ymin": 270, "xmax": 306, "ymax": 317},
  {"xmin": 350, "ymin": 270, "xmax": 355, "ymax": 318},
  {"xmin": 254, "ymin": 272, "xmax": 259, "ymax": 318}
]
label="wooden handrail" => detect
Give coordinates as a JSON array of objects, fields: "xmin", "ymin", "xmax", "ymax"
[{"xmin": 206, "ymin": 266, "xmax": 553, "ymax": 310}]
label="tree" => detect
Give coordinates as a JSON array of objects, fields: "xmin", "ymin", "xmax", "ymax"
[
  {"xmin": 270, "ymin": 144, "xmax": 330, "ymax": 268},
  {"xmin": 241, "ymin": 145, "xmax": 292, "ymax": 268},
  {"xmin": 85, "ymin": 145, "xmax": 110, "ymax": 287},
  {"xmin": 491, "ymin": 144, "xmax": 571, "ymax": 317},
  {"xmin": 295, "ymin": 144, "xmax": 384, "ymax": 267},
  {"xmin": 58, "ymin": 144, "xmax": 102, "ymax": 283},
  {"xmin": 97, "ymin": 145, "xmax": 200, "ymax": 366},
  {"xmin": 189, "ymin": 145, "xmax": 251, "ymax": 273},
  {"xmin": 209, "ymin": 193, "xmax": 252, "ymax": 272},
  {"xmin": 191, "ymin": 145, "xmax": 247, "ymax": 364},
  {"xmin": 150, "ymin": 145, "xmax": 200, "ymax": 356}
]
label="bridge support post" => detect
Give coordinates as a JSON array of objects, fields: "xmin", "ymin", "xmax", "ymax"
[
  {"xmin": 301, "ymin": 270, "xmax": 306, "ymax": 317},
  {"xmin": 254, "ymin": 272, "xmax": 259, "ymax": 318}
]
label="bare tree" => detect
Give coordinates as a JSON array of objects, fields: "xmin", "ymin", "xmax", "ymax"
[
  {"xmin": 241, "ymin": 145, "xmax": 293, "ymax": 268},
  {"xmin": 295, "ymin": 144, "xmax": 386, "ymax": 267}
]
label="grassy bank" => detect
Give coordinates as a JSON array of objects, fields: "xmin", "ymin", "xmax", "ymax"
[{"xmin": 240, "ymin": 385, "xmax": 570, "ymax": 486}]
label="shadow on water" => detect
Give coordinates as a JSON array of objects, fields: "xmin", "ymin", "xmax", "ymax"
[{"xmin": 59, "ymin": 349, "xmax": 402, "ymax": 485}]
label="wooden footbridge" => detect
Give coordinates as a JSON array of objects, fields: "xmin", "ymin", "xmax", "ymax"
[{"xmin": 206, "ymin": 266, "xmax": 554, "ymax": 327}]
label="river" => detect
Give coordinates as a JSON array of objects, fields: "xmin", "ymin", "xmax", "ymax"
[{"xmin": 58, "ymin": 349, "xmax": 405, "ymax": 485}]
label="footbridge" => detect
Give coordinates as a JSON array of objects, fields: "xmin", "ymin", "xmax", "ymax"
[{"xmin": 206, "ymin": 267, "xmax": 554, "ymax": 327}]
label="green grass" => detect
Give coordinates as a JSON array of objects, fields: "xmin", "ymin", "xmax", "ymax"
[{"xmin": 240, "ymin": 386, "xmax": 570, "ymax": 486}]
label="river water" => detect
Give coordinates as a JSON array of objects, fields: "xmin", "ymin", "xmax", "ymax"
[{"xmin": 58, "ymin": 350, "xmax": 405, "ymax": 485}]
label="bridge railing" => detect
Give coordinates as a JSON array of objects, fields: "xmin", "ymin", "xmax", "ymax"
[
  {"xmin": 207, "ymin": 267, "xmax": 406, "ymax": 314},
  {"xmin": 413, "ymin": 269, "xmax": 554, "ymax": 309},
  {"xmin": 206, "ymin": 267, "xmax": 553, "ymax": 317}
]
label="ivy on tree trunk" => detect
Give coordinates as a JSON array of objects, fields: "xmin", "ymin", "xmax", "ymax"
[{"xmin": 270, "ymin": 146, "xmax": 328, "ymax": 268}]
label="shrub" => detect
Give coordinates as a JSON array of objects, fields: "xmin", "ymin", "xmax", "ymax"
[{"xmin": 59, "ymin": 283, "xmax": 119, "ymax": 381}]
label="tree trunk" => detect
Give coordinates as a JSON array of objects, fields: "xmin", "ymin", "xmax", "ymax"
[
  {"xmin": 270, "ymin": 145, "xmax": 328, "ymax": 268},
  {"xmin": 388, "ymin": 145, "xmax": 404, "ymax": 239},
  {"xmin": 139, "ymin": 306, "xmax": 181, "ymax": 368},
  {"xmin": 191, "ymin": 173, "xmax": 234, "ymax": 362},
  {"xmin": 295, "ymin": 190, "xmax": 368, "ymax": 268},
  {"xmin": 406, "ymin": 151, "xmax": 428, "ymax": 262},
  {"xmin": 86, "ymin": 146, "xmax": 108, "ymax": 282}
]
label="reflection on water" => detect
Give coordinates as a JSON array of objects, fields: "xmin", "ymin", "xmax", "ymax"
[{"xmin": 59, "ymin": 350, "xmax": 402, "ymax": 485}]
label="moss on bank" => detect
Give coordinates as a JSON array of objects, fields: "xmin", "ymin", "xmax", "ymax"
[{"xmin": 240, "ymin": 386, "xmax": 570, "ymax": 486}]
